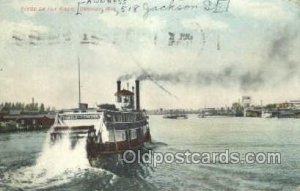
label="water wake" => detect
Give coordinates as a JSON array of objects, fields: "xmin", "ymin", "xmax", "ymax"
[{"xmin": 3, "ymin": 131, "xmax": 117, "ymax": 190}]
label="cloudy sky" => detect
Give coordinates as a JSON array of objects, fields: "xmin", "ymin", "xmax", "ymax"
[{"xmin": 0, "ymin": 0, "xmax": 300, "ymax": 109}]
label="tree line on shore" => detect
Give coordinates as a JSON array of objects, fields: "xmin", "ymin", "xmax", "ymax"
[{"xmin": 0, "ymin": 102, "xmax": 55, "ymax": 112}]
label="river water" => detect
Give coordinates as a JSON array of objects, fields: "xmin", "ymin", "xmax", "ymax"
[{"xmin": 1, "ymin": 115, "xmax": 300, "ymax": 191}]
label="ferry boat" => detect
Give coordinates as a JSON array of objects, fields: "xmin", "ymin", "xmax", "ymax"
[
  {"xmin": 50, "ymin": 79, "xmax": 151, "ymax": 160},
  {"xmin": 198, "ymin": 108, "xmax": 235, "ymax": 118},
  {"xmin": 163, "ymin": 114, "xmax": 188, "ymax": 119},
  {"xmin": 163, "ymin": 110, "xmax": 188, "ymax": 119}
]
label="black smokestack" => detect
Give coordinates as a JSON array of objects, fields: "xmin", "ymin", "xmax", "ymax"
[
  {"xmin": 117, "ymin": 80, "xmax": 121, "ymax": 92},
  {"xmin": 132, "ymin": 86, "xmax": 135, "ymax": 109},
  {"xmin": 135, "ymin": 80, "xmax": 140, "ymax": 111},
  {"xmin": 117, "ymin": 80, "xmax": 121, "ymax": 103}
]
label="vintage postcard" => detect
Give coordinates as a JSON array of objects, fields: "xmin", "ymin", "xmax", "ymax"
[{"xmin": 1, "ymin": 0, "xmax": 300, "ymax": 190}]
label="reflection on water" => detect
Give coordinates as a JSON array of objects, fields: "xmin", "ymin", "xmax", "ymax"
[
  {"xmin": 1, "ymin": 115, "xmax": 300, "ymax": 190},
  {"xmin": 0, "ymin": 133, "xmax": 10, "ymax": 142}
]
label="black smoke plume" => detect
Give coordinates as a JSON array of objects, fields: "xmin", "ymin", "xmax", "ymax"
[{"xmin": 119, "ymin": 24, "xmax": 299, "ymax": 95}]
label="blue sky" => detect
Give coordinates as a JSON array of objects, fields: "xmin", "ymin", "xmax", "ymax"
[{"xmin": 0, "ymin": 0, "xmax": 300, "ymax": 109}]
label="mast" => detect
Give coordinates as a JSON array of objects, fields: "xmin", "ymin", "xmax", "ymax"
[
  {"xmin": 217, "ymin": 32, "xmax": 220, "ymax": 51},
  {"xmin": 78, "ymin": 57, "xmax": 81, "ymax": 108}
]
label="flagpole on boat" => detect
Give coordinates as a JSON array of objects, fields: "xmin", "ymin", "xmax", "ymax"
[{"xmin": 78, "ymin": 57, "xmax": 81, "ymax": 109}]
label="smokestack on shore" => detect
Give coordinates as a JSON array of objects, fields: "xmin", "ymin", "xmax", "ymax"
[{"xmin": 135, "ymin": 80, "xmax": 140, "ymax": 111}]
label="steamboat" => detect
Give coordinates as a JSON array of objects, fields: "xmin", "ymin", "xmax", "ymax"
[
  {"xmin": 50, "ymin": 78, "xmax": 151, "ymax": 161},
  {"xmin": 163, "ymin": 113, "xmax": 188, "ymax": 119}
]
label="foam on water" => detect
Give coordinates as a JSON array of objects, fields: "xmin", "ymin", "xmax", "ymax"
[{"xmin": 3, "ymin": 130, "xmax": 117, "ymax": 190}]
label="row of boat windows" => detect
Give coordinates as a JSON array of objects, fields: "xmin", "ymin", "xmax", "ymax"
[
  {"xmin": 106, "ymin": 120, "xmax": 148, "ymax": 130},
  {"xmin": 108, "ymin": 126, "xmax": 148, "ymax": 142},
  {"xmin": 104, "ymin": 112, "xmax": 146, "ymax": 122}
]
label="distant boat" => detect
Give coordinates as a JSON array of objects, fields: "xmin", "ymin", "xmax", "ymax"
[
  {"xmin": 163, "ymin": 114, "xmax": 188, "ymax": 119},
  {"xmin": 198, "ymin": 108, "xmax": 235, "ymax": 118},
  {"xmin": 163, "ymin": 110, "xmax": 188, "ymax": 119},
  {"xmin": 261, "ymin": 110, "xmax": 272, "ymax": 118}
]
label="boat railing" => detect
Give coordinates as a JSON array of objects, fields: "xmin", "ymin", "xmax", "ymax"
[
  {"xmin": 103, "ymin": 110, "xmax": 148, "ymax": 123},
  {"xmin": 105, "ymin": 119, "xmax": 147, "ymax": 124},
  {"xmin": 98, "ymin": 108, "xmax": 148, "ymax": 114}
]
